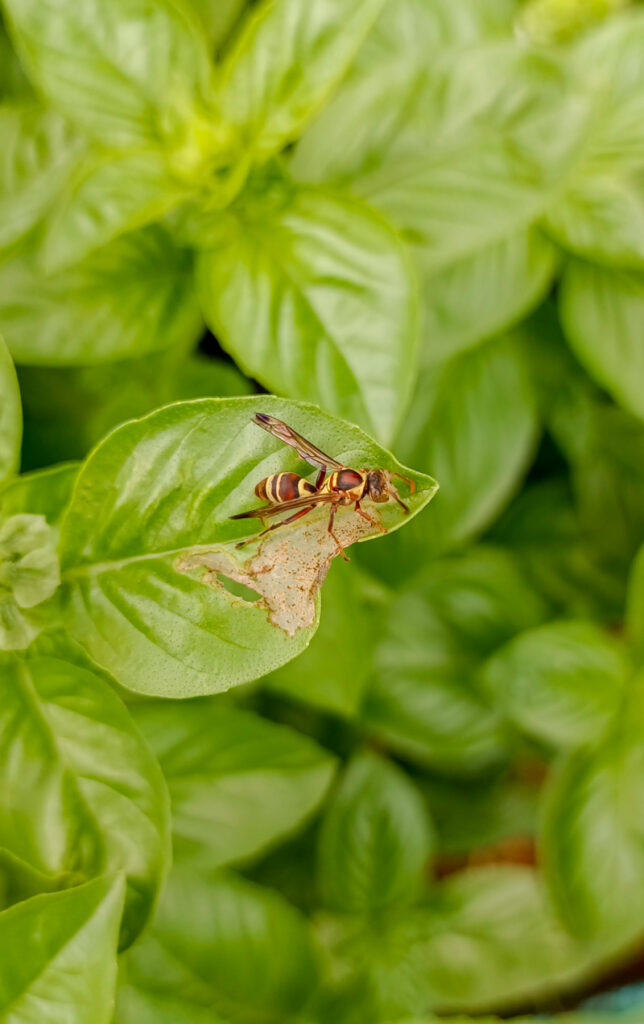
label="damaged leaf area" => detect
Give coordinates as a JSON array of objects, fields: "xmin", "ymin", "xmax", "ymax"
[
  {"xmin": 58, "ymin": 397, "xmax": 437, "ymax": 698},
  {"xmin": 179, "ymin": 500, "xmax": 380, "ymax": 638}
]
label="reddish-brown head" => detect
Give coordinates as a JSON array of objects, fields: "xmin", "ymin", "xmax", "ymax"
[{"xmin": 366, "ymin": 469, "xmax": 416, "ymax": 512}]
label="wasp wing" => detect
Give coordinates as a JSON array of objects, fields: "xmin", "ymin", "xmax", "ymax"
[
  {"xmin": 253, "ymin": 413, "xmax": 345, "ymax": 471},
  {"xmin": 230, "ymin": 491, "xmax": 338, "ymax": 521}
]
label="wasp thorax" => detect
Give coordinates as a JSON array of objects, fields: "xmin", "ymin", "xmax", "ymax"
[{"xmin": 367, "ymin": 469, "xmax": 390, "ymax": 502}]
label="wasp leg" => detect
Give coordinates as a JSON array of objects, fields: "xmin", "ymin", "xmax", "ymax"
[
  {"xmin": 235, "ymin": 505, "xmax": 314, "ymax": 549},
  {"xmin": 391, "ymin": 471, "xmax": 416, "ymax": 494},
  {"xmin": 354, "ymin": 501, "xmax": 387, "ymax": 533},
  {"xmin": 315, "ymin": 468, "xmax": 327, "ymax": 488},
  {"xmin": 327, "ymin": 505, "xmax": 349, "ymax": 561}
]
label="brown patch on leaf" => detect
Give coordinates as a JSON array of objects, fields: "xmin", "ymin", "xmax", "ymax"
[{"xmin": 177, "ymin": 504, "xmax": 379, "ymax": 636}]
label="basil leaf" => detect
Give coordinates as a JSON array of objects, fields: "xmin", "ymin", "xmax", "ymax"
[
  {"xmin": 0, "ymin": 876, "xmax": 124, "ymax": 1024},
  {"xmin": 0, "ymin": 105, "xmax": 83, "ymax": 253},
  {"xmin": 218, "ymin": 0, "xmax": 386, "ymax": 159},
  {"xmin": 184, "ymin": 0, "xmax": 247, "ymax": 51},
  {"xmin": 2, "ymin": 0, "xmax": 217, "ymax": 152},
  {"xmin": 541, "ymin": 686, "xmax": 644, "ymax": 938},
  {"xmin": 482, "ymin": 620, "xmax": 627, "ymax": 749},
  {"xmin": 362, "ymin": 547, "xmax": 547, "ymax": 775},
  {"xmin": 0, "ymin": 332, "xmax": 20, "ymax": 486},
  {"xmin": 418, "ymin": 866, "xmax": 618, "ymax": 1014},
  {"xmin": 58, "ymin": 397, "xmax": 436, "ymax": 697},
  {"xmin": 560, "ymin": 260, "xmax": 644, "ymax": 421},
  {"xmin": 0, "ymin": 227, "xmax": 203, "ymax": 365},
  {"xmin": 42, "ymin": 149, "xmax": 190, "ymax": 272},
  {"xmin": 132, "ymin": 699, "xmax": 336, "ymax": 868},
  {"xmin": 318, "ymin": 751, "xmax": 434, "ymax": 914},
  {"xmin": 0, "ymin": 463, "xmax": 78, "ymax": 524},
  {"xmin": 120, "ymin": 867, "xmax": 319, "ymax": 1024},
  {"xmin": 264, "ymin": 559, "xmax": 386, "ymax": 716},
  {"xmin": 362, "ymin": 334, "xmax": 537, "ymax": 581},
  {"xmin": 627, "ymin": 544, "xmax": 644, "ymax": 664},
  {"xmin": 197, "ymin": 180, "xmax": 418, "ymax": 445},
  {"xmin": 0, "ymin": 631, "xmax": 170, "ymax": 947},
  {"xmin": 0, "ymin": 513, "xmax": 59, "ymax": 650}
]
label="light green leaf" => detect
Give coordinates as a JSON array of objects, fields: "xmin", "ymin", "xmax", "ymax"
[
  {"xmin": 0, "ymin": 333, "xmax": 20, "ymax": 485},
  {"xmin": 0, "ymin": 513, "xmax": 59, "ymax": 649},
  {"xmin": 42, "ymin": 149, "xmax": 191, "ymax": 272},
  {"xmin": 121, "ymin": 867, "xmax": 319, "ymax": 1024},
  {"xmin": 184, "ymin": 0, "xmax": 247, "ymax": 51},
  {"xmin": 546, "ymin": 172, "xmax": 644, "ymax": 270},
  {"xmin": 0, "ymin": 463, "xmax": 79, "ymax": 524},
  {"xmin": 560, "ymin": 260, "xmax": 644, "ymax": 421},
  {"xmin": 197, "ymin": 179, "xmax": 418, "ymax": 445},
  {"xmin": 115, "ymin": 985, "xmax": 228, "ymax": 1024},
  {"xmin": 318, "ymin": 751, "xmax": 433, "ymax": 914},
  {"xmin": 362, "ymin": 547, "xmax": 547, "ymax": 774},
  {"xmin": 420, "ymin": 228, "xmax": 557, "ymax": 365},
  {"xmin": 0, "ymin": 631, "xmax": 170, "ymax": 947},
  {"xmin": 217, "ymin": 0, "xmax": 386, "ymax": 159},
  {"xmin": 132, "ymin": 699, "xmax": 336, "ymax": 868},
  {"xmin": 1, "ymin": 0, "xmax": 218, "ymax": 153},
  {"xmin": 568, "ymin": 11, "xmax": 644, "ymax": 169},
  {"xmin": 541, "ymin": 685, "xmax": 644, "ymax": 938},
  {"xmin": 362, "ymin": 334, "xmax": 537, "ymax": 579},
  {"xmin": 0, "ymin": 105, "xmax": 83, "ymax": 253},
  {"xmin": 58, "ymin": 397, "xmax": 436, "ymax": 697},
  {"xmin": 411, "ymin": 866, "xmax": 622, "ymax": 1014},
  {"xmin": 264, "ymin": 558, "xmax": 386, "ymax": 716},
  {"xmin": 482, "ymin": 620, "xmax": 626, "ymax": 750},
  {"xmin": 0, "ymin": 226, "xmax": 203, "ymax": 365},
  {"xmin": 0, "ymin": 875, "xmax": 124, "ymax": 1024}
]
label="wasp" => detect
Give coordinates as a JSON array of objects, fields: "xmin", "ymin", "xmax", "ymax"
[{"xmin": 230, "ymin": 413, "xmax": 415, "ymax": 560}]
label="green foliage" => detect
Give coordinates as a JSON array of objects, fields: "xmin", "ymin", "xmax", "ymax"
[
  {"xmin": 0, "ymin": 875, "xmax": 124, "ymax": 1024},
  {"xmin": 1, "ymin": 0, "xmax": 644, "ymax": 1020}
]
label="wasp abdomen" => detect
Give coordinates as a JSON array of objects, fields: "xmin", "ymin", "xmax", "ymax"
[{"xmin": 255, "ymin": 473, "xmax": 316, "ymax": 504}]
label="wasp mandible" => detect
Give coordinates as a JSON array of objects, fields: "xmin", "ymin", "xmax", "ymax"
[{"xmin": 230, "ymin": 413, "xmax": 415, "ymax": 560}]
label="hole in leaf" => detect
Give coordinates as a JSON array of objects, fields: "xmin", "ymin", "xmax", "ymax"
[{"xmin": 216, "ymin": 574, "xmax": 261, "ymax": 603}]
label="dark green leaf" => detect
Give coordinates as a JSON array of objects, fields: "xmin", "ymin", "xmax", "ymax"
[
  {"xmin": 132, "ymin": 699, "xmax": 336, "ymax": 868},
  {"xmin": 217, "ymin": 0, "xmax": 387, "ymax": 159},
  {"xmin": 318, "ymin": 751, "xmax": 433, "ymax": 914},
  {"xmin": 0, "ymin": 875, "xmax": 124, "ymax": 1024},
  {"xmin": 422, "ymin": 775, "xmax": 538, "ymax": 857},
  {"xmin": 197, "ymin": 179, "xmax": 418, "ymax": 445},
  {"xmin": 0, "ymin": 227, "xmax": 203, "ymax": 365},
  {"xmin": 58, "ymin": 397, "xmax": 436, "ymax": 697},
  {"xmin": 627, "ymin": 543, "xmax": 644, "ymax": 664},
  {"xmin": 482, "ymin": 620, "xmax": 626, "ymax": 749},
  {"xmin": 362, "ymin": 546, "xmax": 547, "ymax": 774},
  {"xmin": 0, "ymin": 332, "xmax": 20, "ymax": 485},
  {"xmin": 121, "ymin": 867, "xmax": 319, "ymax": 1024},
  {"xmin": 0, "ymin": 105, "xmax": 84, "ymax": 253},
  {"xmin": 0, "ymin": 631, "xmax": 171, "ymax": 946},
  {"xmin": 541, "ymin": 684, "xmax": 644, "ymax": 938},
  {"xmin": 0, "ymin": 463, "xmax": 78, "ymax": 525}
]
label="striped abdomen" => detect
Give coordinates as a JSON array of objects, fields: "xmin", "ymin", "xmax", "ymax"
[{"xmin": 255, "ymin": 472, "xmax": 317, "ymax": 504}]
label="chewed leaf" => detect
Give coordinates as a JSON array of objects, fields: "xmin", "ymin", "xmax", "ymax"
[
  {"xmin": 59, "ymin": 397, "xmax": 436, "ymax": 697},
  {"xmin": 179, "ymin": 497, "xmax": 384, "ymax": 637}
]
